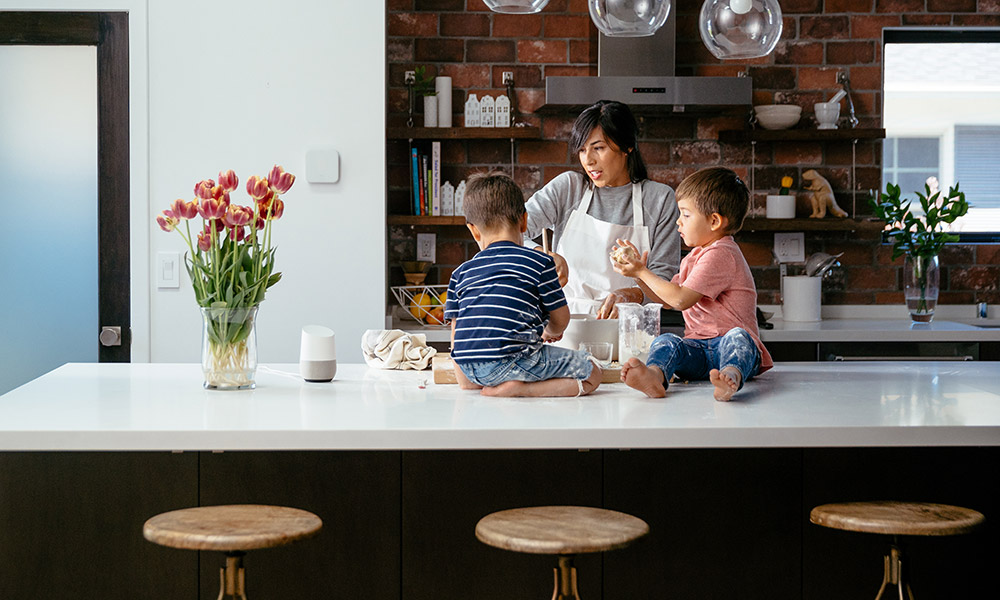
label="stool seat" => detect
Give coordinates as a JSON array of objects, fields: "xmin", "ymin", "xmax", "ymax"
[
  {"xmin": 810, "ymin": 501, "xmax": 984, "ymax": 537},
  {"xmin": 143, "ymin": 504, "xmax": 323, "ymax": 552},
  {"xmin": 475, "ymin": 505, "xmax": 649, "ymax": 555}
]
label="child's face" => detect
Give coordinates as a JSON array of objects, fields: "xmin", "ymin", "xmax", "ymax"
[
  {"xmin": 577, "ymin": 126, "xmax": 630, "ymax": 188},
  {"xmin": 676, "ymin": 196, "xmax": 718, "ymax": 248}
]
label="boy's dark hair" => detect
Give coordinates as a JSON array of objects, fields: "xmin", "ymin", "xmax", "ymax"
[
  {"xmin": 569, "ymin": 100, "xmax": 648, "ymax": 183},
  {"xmin": 676, "ymin": 167, "xmax": 750, "ymax": 233},
  {"xmin": 463, "ymin": 171, "xmax": 526, "ymax": 229}
]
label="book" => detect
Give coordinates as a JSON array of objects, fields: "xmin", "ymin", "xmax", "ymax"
[
  {"xmin": 431, "ymin": 141, "xmax": 441, "ymax": 216},
  {"xmin": 420, "ymin": 153, "xmax": 429, "ymax": 216},
  {"xmin": 411, "ymin": 147, "xmax": 420, "ymax": 215}
]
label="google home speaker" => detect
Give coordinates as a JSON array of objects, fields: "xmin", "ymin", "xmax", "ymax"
[{"xmin": 300, "ymin": 325, "xmax": 337, "ymax": 382}]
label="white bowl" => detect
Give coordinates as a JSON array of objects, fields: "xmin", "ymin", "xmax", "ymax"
[
  {"xmin": 756, "ymin": 110, "xmax": 801, "ymax": 130},
  {"xmin": 754, "ymin": 104, "xmax": 802, "ymax": 115},
  {"xmin": 553, "ymin": 315, "xmax": 619, "ymax": 361}
]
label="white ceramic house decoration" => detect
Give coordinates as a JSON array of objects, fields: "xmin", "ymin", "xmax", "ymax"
[
  {"xmin": 441, "ymin": 181, "xmax": 455, "ymax": 216},
  {"xmin": 480, "ymin": 95, "xmax": 495, "ymax": 128},
  {"xmin": 495, "ymin": 94, "xmax": 511, "ymax": 128},
  {"xmin": 455, "ymin": 180, "xmax": 466, "ymax": 216},
  {"xmin": 464, "ymin": 94, "xmax": 481, "ymax": 127}
]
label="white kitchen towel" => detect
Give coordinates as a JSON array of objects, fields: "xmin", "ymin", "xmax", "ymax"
[{"xmin": 361, "ymin": 329, "xmax": 437, "ymax": 370}]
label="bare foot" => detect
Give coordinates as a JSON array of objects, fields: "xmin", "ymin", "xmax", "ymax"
[
  {"xmin": 621, "ymin": 358, "xmax": 666, "ymax": 398},
  {"xmin": 709, "ymin": 366, "xmax": 742, "ymax": 402}
]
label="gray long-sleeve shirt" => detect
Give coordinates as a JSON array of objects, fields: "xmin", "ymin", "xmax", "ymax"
[{"xmin": 523, "ymin": 171, "xmax": 681, "ymax": 283}]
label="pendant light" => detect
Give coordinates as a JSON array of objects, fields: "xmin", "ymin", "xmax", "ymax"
[
  {"xmin": 699, "ymin": 0, "xmax": 782, "ymax": 59},
  {"xmin": 482, "ymin": 0, "xmax": 550, "ymax": 13},
  {"xmin": 588, "ymin": 0, "xmax": 671, "ymax": 37}
]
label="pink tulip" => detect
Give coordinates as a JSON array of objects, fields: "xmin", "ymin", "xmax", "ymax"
[
  {"xmin": 223, "ymin": 204, "xmax": 253, "ymax": 228},
  {"xmin": 194, "ymin": 179, "xmax": 216, "ymax": 200},
  {"xmin": 197, "ymin": 229, "xmax": 212, "ymax": 252},
  {"xmin": 268, "ymin": 165, "xmax": 295, "ymax": 194},
  {"xmin": 169, "ymin": 199, "xmax": 199, "ymax": 220},
  {"xmin": 228, "ymin": 225, "xmax": 247, "ymax": 242},
  {"xmin": 246, "ymin": 175, "xmax": 270, "ymax": 200},
  {"xmin": 218, "ymin": 169, "xmax": 239, "ymax": 192},
  {"xmin": 156, "ymin": 211, "xmax": 179, "ymax": 232},
  {"xmin": 269, "ymin": 198, "xmax": 285, "ymax": 220},
  {"xmin": 198, "ymin": 196, "xmax": 227, "ymax": 220}
]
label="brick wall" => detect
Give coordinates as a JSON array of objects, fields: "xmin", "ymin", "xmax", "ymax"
[{"xmin": 387, "ymin": 0, "xmax": 1000, "ymax": 305}]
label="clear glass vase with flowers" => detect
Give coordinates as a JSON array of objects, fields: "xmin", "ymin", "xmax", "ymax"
[
  {"xmin": 156, "ymin": 165, "xmax": 295, "ymax": 388},
  {"xmin": 870, "ymin": 177, "xmax": 969, "ymax": 322}
]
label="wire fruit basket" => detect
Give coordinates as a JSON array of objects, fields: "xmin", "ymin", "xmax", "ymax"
[{"xmin": 390, "ymin": 284, "xmax": 448, "ymax": 326}]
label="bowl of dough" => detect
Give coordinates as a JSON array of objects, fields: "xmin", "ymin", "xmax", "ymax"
[{"xmin": 754, "ymin": 104, "xmax": 802, "ymax": 130}]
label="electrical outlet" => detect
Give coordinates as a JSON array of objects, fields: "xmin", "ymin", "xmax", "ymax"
[
  {"xmin": 774, "ymin": 232, "xmax": 805, "ymax": 263},
  {"xmin": 417, "ymin": 233, "xmax": 436, "ymax": 262}
]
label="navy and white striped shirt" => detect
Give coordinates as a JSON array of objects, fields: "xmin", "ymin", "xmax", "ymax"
[{"xmin": 444, "ymin": 241, "xmax": 566, "ymax": 365}]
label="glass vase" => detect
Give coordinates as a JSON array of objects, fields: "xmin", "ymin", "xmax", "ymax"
[
  {"xmin": 200, "ymin": 305, "xmax": 258, "ymax": 390},
  {"xmin": 904, "ymin": 255, "xmax": 939, "ymax": 323}
]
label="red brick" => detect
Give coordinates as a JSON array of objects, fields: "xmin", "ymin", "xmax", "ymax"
[
  {"xmin": 781, "ymin": 16, "xmax": 798, "ymax": 40},
  {"xmin": 416, "ymin": 39, "xmax": 465, "ymax": 62},
  {"xmin": 928, "ymin": 0, "xmax": 976, "ymax": 10},
  {"xmin": 697, "ymin": 116, "xmax": 746, "ymax": 140},
  {"xmin": 825, "ymin": 141, "xmax": 876, "ymax": 166},
  {"xmin": 950, "ymin": 266, "xmax": 1000, "ymax": 291},
  {"xmin": 417, "ymin": 0, "xmax": 464, "ymax": 9},
  {"xmin": 541, "ymin": 116, "xmax": 577, "ymax": 141},
  {"xmin": 875, "ymin": 0, "xmax": 924, "ymax": 11},
  {"xmin": 848, "ymin": 266, "xmax": 897, "ymax": 290},
  {"xmin": 467, "ymin": 40, "xmax": 516, "ymax": 62},
  {"xmin": 467, "ymin": 139, "xmax": 510, "ymax": 164},
  {"xmin": 436, "ymin": 241, "xmax": 467, "ymax": 266},
  {"xmin": 827, "ymin": 0, "xmax": 874, "ymax": 10},
  {"xmin": 902, "ymin": 14, "xmax": 953, "ymax": 25},
  {"xmin": 493, "ymin": 14, "xmax": 542, "ymax": 38},
  {"xmin": 565, "ymin": 0, "xmax": 585, "ymax": 10},
  {"xmin": 544, "ymin": 15, "xmax": 592, "ymax": 38},
  {"xmin": 442, "ymin": 142, "xmax": 465, "ymax": 164},
  {"xmin": 774, "ymin": 42, "xmax": 824, "ymax": 65},
  {"xmin": 569, "ymin": 39, "xmax": 596, "ymax": 64},
  {"xmin": 876, "ymin": 245, "xmax": 904, "ymax": 265},
  {"xmin": 848, "ymin": 65, "xmax": 882, "ymax": 91},
  {"xmin": 644, "ymin": 119, "xmax": 695, "ymax": 139},
  {"xmin": 940, "ymin": 244, "xmax": 975, "ymax": 264},
  {"xmin": 694, "ymin": 64, "xmax": 749, "ymax": 77},
  {"xmin": 721, "ymin": 142, "xmax": 754, "ymax": 165},
  {"xmin": 779, "ymin": 0, "xmax": 823, "ymax": 12},
  {"xmin": 980, "ymin": 0, "xmax": 1000, "ymax": 12},
  {"xmin": 826, "ymin": 41, "xmax": 877, "ymax": 65},
  {"xmin": 517, "ymin": 40, "xmax": 568, "ymax": 63},
  {"xmin": 518, "ymin": 140, "xmax": 569, "ymax": 164},
  {"xmin": 648, "ymin": 166, "xmax": 697, "ymax": 188},
  {"xmin": 513, "ymin": 165, "xmax": 545, "ymax": 194},
  {"xmin": 752, "ymin": 268, "xmax": 781, "ymax": 290},
  {"xmin": 738, "ymin": 241, "xmax": 775, "ymax": 267},
  {"xmin": 873, "ymin": 291, "xmax": 904, "ymax": 303},
  {"xmin": 976, "ymin": 245, "xmax": 1000, "ymax": 264},
  {"xmin": 439, "ymin": 64, "xmax": 491, "ymax": 88},
  {"xmin": 388, "ymin": 39, "xmax": 413, "ymax": 63},
  {"xmin": 671, "ymin": 141, "xmax": 721, "ymax": 165},
  {"xmin": 388, "ymin": 13, "xmax": 438, "ymax": 37},
  {"xmin": 851, "ymin": 15, "xmax": 900, "ymax": 39},
  {"xmin": 800, "ymin": 16, "xmax": 851, "ymax": 40},
  {"xmin": 490, "ymin": 65, "xmax": 542, "ymax": 87},
  {"xmin": 546, "ymin": 65, "xmax": 593, "ymax": 77},
  {"xmin": 954, "ymin": 14, "xmax": 1000, "ymax": 25},
  {"xmin": 638, "ymin": 141, "xmax": 673, "ymax": 165},
  {"xmin": 516, "ymin": 88, "xmax": 546, "ymax": 113},
  {"xmin": 825, "ymin": 243, "xmax": 876, "ymax": 266},
  {"xmin": 440, "ymin": 14, "xmax": 490, "ymax": 37},
  {"xmin": 387, "ymin": 0, "xmax": 412, "ymax": 10},
  {"xmin": 798, "ymin": 67, "xmax": 841, "ymax": 90},
  {"xmin": 775, "ymin": 143, "xmax": 823, "ymax": 165},
  {"xmin": 939, "ymin": 291, "xmax": 975, "ymax": 304},
  {"xmin": 748, "ymin": 66, "xmax": 797, "ymax": 89},
  {"xmin": 387, "ymin": 88, "xmax": 408, "ymax": 113},
  {"xmin": 676, "ymin": 40, "xmax": 720, "ymax": 66}
]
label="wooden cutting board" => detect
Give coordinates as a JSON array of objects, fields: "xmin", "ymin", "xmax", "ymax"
[{"xmin": 432, "ymin": 354, "xmax": 622, "ymax": 385}]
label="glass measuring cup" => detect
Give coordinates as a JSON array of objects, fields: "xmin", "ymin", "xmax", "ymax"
[{"xmin": 617, "ymin": 303, "xmax": 662, "ymax": 364}]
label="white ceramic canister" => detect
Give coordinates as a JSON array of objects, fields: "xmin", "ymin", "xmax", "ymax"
[
  {"xmin": 782, "ymin": 276, "xmax": 822, "ymax": 322},
  {"xmin": 766, "ymin": 194, "xmax": 795, "ymax": 219}
]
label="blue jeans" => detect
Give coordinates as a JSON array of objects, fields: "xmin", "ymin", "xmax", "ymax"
[
  {"xmin": 645, "ymin": 328, "xmax": 761, "ymax": 391},
  {"xmin": 458, "ymin": 345, "xmax": 594, "ymax": 388}
]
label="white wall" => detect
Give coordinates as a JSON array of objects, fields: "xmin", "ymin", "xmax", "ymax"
[{"xmin": 5, "ymin": 1, "xmax": 386, "ymax": 364}]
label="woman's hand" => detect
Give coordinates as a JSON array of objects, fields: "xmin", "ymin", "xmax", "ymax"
[{"xmin": 597, "ymin": 287, "xmax": 644, "ymax": 319}]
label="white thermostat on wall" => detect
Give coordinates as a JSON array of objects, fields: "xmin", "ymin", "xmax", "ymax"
[{"xmin": 305, "ymin": 148, "xmax": 340, "ymax": 183}]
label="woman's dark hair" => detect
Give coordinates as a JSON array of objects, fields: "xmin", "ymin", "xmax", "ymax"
[{"xmin": 568, "ymin": 100, "xmax": 647, "ymax": 183}]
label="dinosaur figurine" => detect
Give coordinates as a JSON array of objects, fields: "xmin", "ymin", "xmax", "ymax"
[{"xmin": 802, "ymin": 169, "xmax": 848, "ymax": 218}]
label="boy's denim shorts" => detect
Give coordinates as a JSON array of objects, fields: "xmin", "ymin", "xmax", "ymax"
[{"xmin": 458, "ymin": 345, "xmax": 595, "ymax": 388}]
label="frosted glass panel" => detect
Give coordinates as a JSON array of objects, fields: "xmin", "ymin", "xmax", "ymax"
[{"xmin": 0, "ymin": 46, "xmax": 98, "ymax": 395}]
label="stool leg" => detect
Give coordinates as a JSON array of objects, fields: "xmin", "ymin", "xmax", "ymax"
[
  {"xmin": 551, "ymin": 555, "xmax": 580, "ymax": 600},
  {"xmin": 874, "ymin": 542, "xmax": 915, "ymax": 600},
  {"xmin": 217, "ymin": 551, "xmax": 248, "ymax": 600}
]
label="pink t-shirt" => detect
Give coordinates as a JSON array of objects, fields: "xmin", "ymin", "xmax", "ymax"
[{"xmin": 671, "ymin": 235, "xmax": 773, "ymax": 371}]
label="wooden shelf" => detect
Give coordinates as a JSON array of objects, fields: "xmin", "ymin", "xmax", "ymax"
[
  {"xmin": 387, "ymin": 126, "xmax": 541, "ymax": 140},
  {"xmin": 388, "ymin": 215, "xmax": 466, "ymax": 226},
  {"xmin": 741, "ymin": 217, "xmax": 885, "ymax": 233},
  {"xmin": 718, "ymin": 128, "xmax": 886, "ymax": 143}
]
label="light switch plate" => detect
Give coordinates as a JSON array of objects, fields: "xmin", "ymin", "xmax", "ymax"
[
  {"xmin": 305, "ymin": 148, "xmax": 340, "ymax": 183},
  {"xmin": 156, "ymin": 251, "xmax": 180, "ymax": 289},
  {"xmin": 774, "ymin": 232, "xmax": 805, "ymax": 263}
]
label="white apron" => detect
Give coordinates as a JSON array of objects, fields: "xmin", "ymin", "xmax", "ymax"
[{"xmin": 555, "ymin": 182, "xmax": 650, "ymax": 315}]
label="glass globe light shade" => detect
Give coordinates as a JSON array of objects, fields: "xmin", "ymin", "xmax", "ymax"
[
  {"xmin": 588, "ymin": 0, "xmax": 671, "ymax": 38},
  {"xmin": 699, "ymin": 0, "xmax": 782, "ymax": 60},
  {"xmin": 482, "ymin": 0, "xmax": 550, "ymax": 13}
]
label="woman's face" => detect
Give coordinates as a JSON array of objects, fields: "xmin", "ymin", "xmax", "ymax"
[{"xmin": 578, "ymin": 126, "xmax": 630, "ymax": 188}]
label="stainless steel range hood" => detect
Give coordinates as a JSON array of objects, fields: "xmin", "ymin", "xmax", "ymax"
[{"xmin": 544, "ymin": 17, "xmax": 751, "ymax": 112}]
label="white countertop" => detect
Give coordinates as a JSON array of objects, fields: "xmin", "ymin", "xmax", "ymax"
[{"xmin": 1, "ymin": 362, "xmax": 998, "ymax": 451}]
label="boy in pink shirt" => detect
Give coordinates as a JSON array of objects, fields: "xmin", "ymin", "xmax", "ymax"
[{"xmin": 611, "ymin": 167, "xmax": 772, "ymax": 401}]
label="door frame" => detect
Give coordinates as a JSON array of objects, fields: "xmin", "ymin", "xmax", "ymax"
[{"xmin": 0, "ymin": 12, "xmax": 130, "ymax": 362}]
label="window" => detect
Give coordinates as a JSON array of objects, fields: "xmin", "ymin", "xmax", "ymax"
[{"xmin": 883, "ymin": 28, "xmax": 1000, "ymax": 241}]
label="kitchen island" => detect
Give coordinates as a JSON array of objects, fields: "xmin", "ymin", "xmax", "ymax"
[{"xmin": 0, "ymin": 362, "xmax": 996, "ymax": 600}]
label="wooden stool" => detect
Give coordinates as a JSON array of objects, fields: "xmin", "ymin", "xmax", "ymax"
[
  {"xmin": 810, "ymin": 501, "xmax": 984, "ymax": 600},
  {"xmin": 475, "ymin": 506, "xmax": 649, "ymax": 600},
  {"xmin": 143, "ymin": 504, "xmax": 322, "ymax": 600}
]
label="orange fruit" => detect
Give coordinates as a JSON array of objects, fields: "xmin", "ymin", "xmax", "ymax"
[
  {"xmin": 409, "ymin": 292, "xmax": 434, "ymax": 320},
  {"xmin": 427, "ymin": 306, "xmax": 445, "ymax": 325}
]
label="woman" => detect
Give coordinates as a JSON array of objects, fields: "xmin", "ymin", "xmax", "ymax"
[{"xmin": 524, "ymin": 100, "xmax": 681, "ymax": 318}]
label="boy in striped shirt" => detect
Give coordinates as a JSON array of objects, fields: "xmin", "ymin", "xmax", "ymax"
[{"xmin": 444, "ymin": 172, "xmax": 602, "ymax": 397}]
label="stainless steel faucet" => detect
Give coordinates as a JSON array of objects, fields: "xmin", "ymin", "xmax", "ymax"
[{"xmin": 836, "ymin": 71, "xmax": 860, "ymax": 128}]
